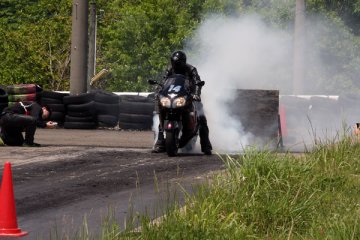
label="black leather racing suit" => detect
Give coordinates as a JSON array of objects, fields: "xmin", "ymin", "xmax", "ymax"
[{"xmin": 0, "ymin": 102, "xmax": 46, "ymax": 146}]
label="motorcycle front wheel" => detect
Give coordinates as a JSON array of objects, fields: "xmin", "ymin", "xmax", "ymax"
[{"xmin": 165, "ymin": 130, "xmax": 179, "ymax": 157}]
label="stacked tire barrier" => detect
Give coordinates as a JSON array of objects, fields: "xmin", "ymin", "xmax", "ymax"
[
  {"xmin": 6, "ymin": 84, "xmax": 39, "ymax": 107},
  {"xmin": 231, "ymin": 89, "xmax": 280, "ymax": 149},
  {"xmin": 118, "ymin": 95, "xmax": 154, "ymax": 130},
  {"xmin": 2, "ymin": 87, "xmax": 156, "ymax": 131},
  {"xmin": 0, "ymin": 85, "xmax": 8, "ymax": 113},
  {"xmin": 93, "ymin": 90, "xmax": 119, "ymax": 128},
  {"xmin": 39, "ymin": 91, "xmax": 69, "ymax": 125},
  {"xmin": 63, "ymin": 92, "xmax": 97, "ymax": 129}
]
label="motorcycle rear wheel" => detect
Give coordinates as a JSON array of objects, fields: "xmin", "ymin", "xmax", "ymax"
[{"xmin": 166, "ymin": 131, "xmax": 179, "ymax": 157}]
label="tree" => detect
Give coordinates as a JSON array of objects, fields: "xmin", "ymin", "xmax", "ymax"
[
  {"xmin": 1, "ymin": 0, "xmax": 360, "ymax": 93},
  {"xmin": 0, "ymin": 0, "xmax": 72, "ymax": 90},
  {"xmin": 239, "ymin": 0, "xmax": 360, "ymax": 94},
  {"xmin": 97, "ymin": 0, "xmax": 205, "ymax": 92}
]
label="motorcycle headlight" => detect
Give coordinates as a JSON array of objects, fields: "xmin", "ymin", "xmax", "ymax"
[
  {"xmin": 173, "ymin": 97, "xmax": 186, "ymax": 107},
  {"xmin": 160, "ymin": 97, "xmax": 171, "ymax": 108}
]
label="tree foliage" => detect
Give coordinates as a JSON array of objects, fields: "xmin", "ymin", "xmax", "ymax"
[
  {"xmin": 0, "ymin": 0, "xmax": 72, "ymax": 90},
  {"xmin": 0, "ymin": 0, "xmax": 360, "ymax": 93},
  {"xmin": 98, "ymin": 0, "xmax": 202, "ymax": 91}
]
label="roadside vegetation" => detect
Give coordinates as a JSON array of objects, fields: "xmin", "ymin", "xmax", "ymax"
[
  {"xmin": 57, "ymin": 133, "xmax": 360, "ymax": 239},
  {"xmin": 2, "ymin": 0, "xmax": 360, "ymax": 93}
]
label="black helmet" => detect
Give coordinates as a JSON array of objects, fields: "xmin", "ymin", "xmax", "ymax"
[{"xmin": 170, "ymin": 51, "xmax": 187, "ymax": 71}]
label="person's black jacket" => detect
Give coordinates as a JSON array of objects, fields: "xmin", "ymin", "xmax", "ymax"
[
  {"xmin": 2, "ymin": 102, "xmax": 47, "ymax": 128},
  {"xmin": 158, "ymin": 63, "xmax": 203, "ymax": 96}
]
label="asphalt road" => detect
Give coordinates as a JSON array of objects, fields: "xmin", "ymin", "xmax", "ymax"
[{"xmin": 0, "ymin": 128, "xmax": 224, "ymax": 239}]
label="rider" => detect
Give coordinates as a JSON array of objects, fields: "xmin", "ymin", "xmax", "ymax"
[{"xmin": 153, "ymin": 50, "xmax": 213, "ymax": 155}]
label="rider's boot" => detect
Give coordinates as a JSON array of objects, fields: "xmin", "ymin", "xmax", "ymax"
[
  {"xmin": 153, "ymin": 112, "xmax": 166, "ymax": 153},
  {"xmin": 153, "ymin": 129, "xmax": 165, "ymax": 153},
  {"xmin": 199, "ymin": 115, "xmax": 212, "ymax": 155}
]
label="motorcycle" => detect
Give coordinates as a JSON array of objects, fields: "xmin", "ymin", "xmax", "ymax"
[{"xmin": 148, "ymin": 74, "xmax": 204, "ymax": 156}]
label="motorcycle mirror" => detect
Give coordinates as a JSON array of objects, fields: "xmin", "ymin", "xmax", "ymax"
[{"xmin": 147, "ymin": 79, "xmax": 158, "ymax": 85}]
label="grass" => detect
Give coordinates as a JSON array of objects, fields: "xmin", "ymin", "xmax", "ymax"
[{"xmin": 51, "ymin": 134, "xmax": 360, "ymax": 239}]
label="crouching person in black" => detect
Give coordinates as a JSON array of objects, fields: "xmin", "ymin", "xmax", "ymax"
[{"xmin": 0, "ymin": 102, "xmax": 56, "ymax": 147}]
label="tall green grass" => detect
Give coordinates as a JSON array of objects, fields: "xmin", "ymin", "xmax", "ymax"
[{"xmin": 128, "ymin": 137, "xmax": 360, "ymax": 239}]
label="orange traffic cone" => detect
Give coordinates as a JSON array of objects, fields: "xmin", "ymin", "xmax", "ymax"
[{"xmin": 0, "ymin": 162, "xmax": 28, "ymax": 237}]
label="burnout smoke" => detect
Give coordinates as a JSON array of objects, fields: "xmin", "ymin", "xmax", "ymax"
[
  {"xmin": 151, "ymin": 13, "xmax": 357, "ymax": 153},
  {"xmin": 185, "ymin": 12, "xmax": 360, "ymax": 153},
  {"xmin": 186, "ymin": 14, "xmax": 293, "ymax": 153}
]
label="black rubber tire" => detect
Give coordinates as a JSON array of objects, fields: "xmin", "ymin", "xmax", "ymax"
[
  {"xmin": 119, "ymin": 95, "xmax": 154, "ymax": 103},
  {"xmin": 65, "ymin": 115, "xmax": 95, "ymax": 122},
  {"xmin": 93, "ymin": 91, "xmax": 119, "ymax": 104},
  {"xmin": 40, "ymin": 91, "xmax": 68, "ymax": 100},
  {"xmin": 95, "ymin": 102, "xmax": 119, "ymax": 115},
  {"xmin": 63, "ymin": 121, "xmax": 97, "ymax": 129},
  {"xmin": 67, "ymin": 111, "xmax": 94, "ymax": 118},
  {"xmin": 47, "ymin": 104, "xmax": 65, "ymax": 112},
  {"xmin": 118, "ymin": 113, "xmax": 152, "ymax": 124},
  {"xmin": 0, "ymin": 94, "xmax": 8, "ymax": 103},
  {"xmin": 35, "ymin": 85, "xmax": 43, "ymax": 93},
  {"xmin": 63, "ymin": 92, "xmax": 95, "ymax": 105},
  {"xmin": 118, "ymin": 121, "xmax": 152, "ymax": 130},
  {"xmin": 49, "ymin": 111, "xmax": 65, "ymax": 122},
  {"xmin": 0, "ymin": 102, "xmax": 8, "ymax": 112},
  {"xmin": 0, "ymin": 87, "xmax": 8, "ymax": 103},
  {"xmin": 118, "ymin": 101, "xmax": 154, "ymax": 115},
  {"xmin": 97, "ymin": 115, "xmax": 118, "ymax": 127},
  {"xmin": 165, "ymin": 131, "xmax": 179, "ymax": 157},
  {"xmin": 7, "ymin": 84, "xmax": 37, "ymax": 94},
  {"xmin": 66, "ymin": 101, "xmax": 96, "ymax": 113},
  {"xmin": 40, "ymin": 97, "xmax": 63, "ymax": 105}
]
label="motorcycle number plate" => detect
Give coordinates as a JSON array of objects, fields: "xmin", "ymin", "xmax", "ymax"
[{"xmin": 168, "ymin": 85, "xmax": 182, "ymax": 93}]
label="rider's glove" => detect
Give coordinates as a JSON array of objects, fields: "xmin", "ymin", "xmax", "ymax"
[{"xmin": 192, "ymin": 94, "xmax": 201, "ymax": 101}]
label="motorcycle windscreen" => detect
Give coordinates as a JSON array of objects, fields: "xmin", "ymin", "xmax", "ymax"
[{"xmin": 161, "ymin": 74, "xmax": 190, "ymax": 95}]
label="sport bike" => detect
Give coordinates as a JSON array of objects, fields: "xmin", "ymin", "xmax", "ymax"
[{"xmin": 148, "ymin": 74, "xmax": 204, "ymax": 156}]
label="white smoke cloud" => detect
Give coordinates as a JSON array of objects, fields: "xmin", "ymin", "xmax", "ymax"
[
  {"xmin": 184, "ymin": 13, "xmax": 359, "ymax": 153},
  {"xmin": 189, "ymin": 15, "xmax": 293, "ymax": 90},
  {"xmin": 186, "ymin": 14, "xmax": 294, "ymax": 153}
]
